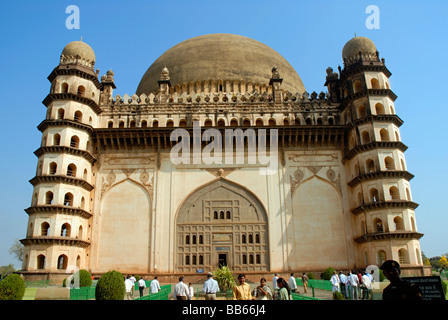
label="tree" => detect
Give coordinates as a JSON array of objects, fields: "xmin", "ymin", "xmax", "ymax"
[
  {"xmin": 439, "ymin": 256, "xmax": 448, "ymax": 271},
  {"xmin": 212, "ymin": 265, "xmax": 236, "ymax": 292},
  {"xmin": 0, "ymin": 264, "xmax": 16, "ymax": 279},
  {"xmin": 9, "ymin": 239, "xmax": 24, "ymax": 264}
]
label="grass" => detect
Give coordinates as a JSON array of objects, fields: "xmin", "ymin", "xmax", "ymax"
[{"xmin": 23, "ymin": 287, "xmax": 37, "ymax": 300}]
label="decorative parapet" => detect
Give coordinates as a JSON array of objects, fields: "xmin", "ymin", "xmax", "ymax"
[
  {"xmin": 29, "ymin": 175, "xmax": 94, "ymax": 192},
  {"xmin": 354, "ymin": 231, "xmax": 424, "ymax": 244},
  {"xmin": 60, "ymin": 54, "xmax": 95, "ymax": 70},
  {"xmin": 348, "ymin": 170, "xmax": 414, "ymax": 188},
  {"xmin": 20, "ymin": 236, "xmax": 90, "ymax": 248},
  {"xmin": 351, "ymin": 200, "xmax": 419, "ymax": 215},
  {"xmin": 25, "ymin": 205, "xmax": 92, "ymax": 219}
]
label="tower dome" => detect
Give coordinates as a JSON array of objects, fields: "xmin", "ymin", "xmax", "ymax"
[
  {"xmin": 342, "ymin": 36, "xmax": 377, "ymax": 62},
  {"xmin": 136, "ymin": 33, "xmax": 306, "ymax": 95},
  {"xmin": 61, "ymin": 40, "xmax": 96, "ymax": 63}
]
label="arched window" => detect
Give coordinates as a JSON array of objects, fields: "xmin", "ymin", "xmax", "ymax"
[
  {"xmin": 214, "ymin": 211, "xmax": 218, "ymax": 219},
  {"xmin": 316, "ymin": 118, "xmax": 323, "ymax": 125},
  {"xmin": 83, "ymin": 169, "xmax": 88, "ymax": 181},
  {"xmin": 230, "ymin": 119, "xmax": 238, "ymax": 126},
  {"xmin": 220, "ymin": 211, "xmax": 224, "ymax": 219},
  {"xmin": 179, "ymin": 119, "xmax": 187, "ymax": 127},
  {"xmin": 41, "ymin": 222, "xmax": 50, "ymax": 236},
  {"xmin": 67, "ymin": 163, "xmax": 77, "ymax": 177},
  {"xmin": 255, "ymin": 234, "xmax": 260, "ymax": 243},
  {"xmin": 242, "ymin": 254, "xmax": 247, "ymax": 264},
  {"xmin": 108, "ymin": 121, "xmax": 113, "ymax": 128},
  {"xmin": 328, "ymin": 117, "xmax": 334, "ymax": 125},
  {"xmin": 226, "ymin": 211, "xmax": 231, "ymax": 219},
  {"xmin": 185, "ymin": 235, "xmax": 190, "ymax": 245},
  {"xmin": 366, "ymin": 159, "xmax": 375, "ymax": 173},
  {"xmin": 141, "ymin": 120, "xmax": 148, "ymax": 128},
  {"xmin": 74, "ymin": 111, "xmax": 83, "ymax": 122},
  {"xmin": 357, "ymin": 105, "xmax": 366, "ymax": 118},
  {"xmin": 76, "ymin": 255, "xmax": 81, "ymax": 268},
  {"xmin": 37, "ymin": 255, "xmax": 46, "ymax": 269},
  {"xmin": 57, "ymin": 254, "xmax": 68, "ymax": 270},
  {"xmin": 57, "ymin": 109, "xmax": 65, "ymax": 120},
  {"xmin": 49, "ymin": 162, "xmax": 57, "ymax": 175},
  {"xmin": 77, "ymin": 85, "xmax": 85, "ymax": 97},
  {"xmin": 199, "ymin": 255, "xmax": 204, "ymax": 265},
  {"xmin": 192, "ymin": 235, "xmax": 197, "ymax": 245},
  {"xmin": 305, "ymin": 117, "xmax": 312, "ymax": 125},
  {"xmin": 243, "ymin": 118, "xmax": 251, "ymax": 126},
  {"xmin": 78, "ymin": 225, "xmax": 83, "ymax": 239},
  {"xmin": 249, "ymin": 254, "xmax": 254, "ymax": 264},
  {"xmin": 384, "ymin": 156, "xmax": 395, "ymax": 170},
  {"xmin": 370, "ymin": 188, "xmax": 380, "ymax": 202},
  {"xmin": 375, "ymin": 103, "xmax": 385, "ymax": 115},
  {"xmin": 130, "ymin": 120, "xmax": 136, "ymax": 128},
  {"xmin": 199, "ymin": 235, "xmax": 203, "ymax": 244},
  {"xmin": 185, "ymin": 255, "xmax": 190, "ymax": 265},
  {"xmin": 64, "ymin": 193, "xmax": 74, "ymax": 206},
  {"xmin": 242, "ymin": 234, "xmax": 246, "ymax": 244},
  {"xmin": 371, "ymin": 78, "xmax": 380, "ymax": 89},
  {"xmin": 374, "ymin": 219, "xmax": 384, "ymax": 232},
  {"xmin": 377, "ymin": 250, "xmax": 386, "ymax": 266},
  {"xmin": 354, "ymin": 81, "xmax": 363, "ymax": 93},
  {"xmin": 394, "ymin": 217, "xmax": 404, "ymax": 231},
  {"xmin": 255, "ymin": 119, "xmax": 264, "ymax": 126},
  {"xmin": 361, "ymin": 131, "xmax": 370, "ymax": 144},
  {"xmin": 256, "ymin": 254, "xmax": 261, "ymax": 264},
  {"xmin": 379, "ymin": 128, "xmax": 390, "ymax": 141},
  {"xmin": 389, "ymin": 186, "xmax": 400, "ymax": 200},
  {"xmin": 61, "ymin": 223, "xmax": 71, "ymax": 237},
  {"xmin": 61, "ymin": 83, "xmax": 69, "ymax": 94},
  {"xmin": 119, "ymin": 121, "xmax": 125, "ymax": 128},
  {"xmin": 70, "ymin": 136, "xmax": 80, "ymax": 148},
  {"xmin": 166, "ymin": 120, "xmax": 174, "ymax": 127},
  {"xmin": 80, "ymin": 197, "xmax": 86, "ymax": 209},
  {"xmin": 398, "ymin": 249, "xmax": 408, "ymax": 264},
  {"xmin": 152, "ymin": 120, "xmax": 159, "ymax": 128},
  {"xmin": 283, "ymin": 118, "xmax": 290, "ymax": 125},
  {"xmin": 248, "ymin": 234, "xmax": 253, "ymax": 243},
  {"xmin": 45, "ymin": 191, "xmax": 54, "ymax": 205},
  {"xmin": 53, "ymin": 133, "xmax": 61, "ymax": 146}
]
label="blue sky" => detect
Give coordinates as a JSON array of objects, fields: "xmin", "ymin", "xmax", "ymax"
[{"xmin": 0, "ymin": 0, "xmax": 447, "ymax": 268}]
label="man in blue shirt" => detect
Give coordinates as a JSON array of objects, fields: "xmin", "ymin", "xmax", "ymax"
[{"xmin": 202, "ymin": 272, "xmax": 220, "ymax": 300}]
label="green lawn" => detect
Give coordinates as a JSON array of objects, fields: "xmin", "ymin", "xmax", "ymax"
[{"xmin": 23, "ymin": 287, "xmax": 37, "ymax": 300}]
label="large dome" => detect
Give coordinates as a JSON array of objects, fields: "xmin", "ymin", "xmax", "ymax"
[
  {"xmin": 136, "ymin": 33, "xmax": 305, "ymax": 95},
  {"xmin": 342, "ymin": 36, "xmax": 377, "ymax": 61}
]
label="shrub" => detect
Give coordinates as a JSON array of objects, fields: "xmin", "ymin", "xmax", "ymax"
[
  {"xmin": 63, "ymin": 269, "xmax": 92, "ymax": 288},
  {"xmin": 0, "ymin": 274, "xmax": 26, "ymax": 300},
  {"xmin": 322, "ymin": 267, "xmax": 336, "ymax": 280},
  {"xmin": 333, "ymin": 291, "xmax": 345, "ymax": 300},
  {"xmin": 95, "ymin": 270, "xmax": 125, "ymax": 300},
  {"xmin": 307, "ymin": 272, "xmax": 315, "ymax": 280},
  {"xmin": 212, "ymin": 265, "xmax": 236, "ymax": 292}
]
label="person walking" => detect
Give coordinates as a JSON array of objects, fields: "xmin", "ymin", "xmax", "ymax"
[
  {"xmin": 124, "ymin": 275, "xmax": 133, "ymax": 300},
  {"xmin": 150, "ymin": 276, "xmax": 161, "ymax": 294},
  {"xmin": 288, "ymin": 273, "xmax": 297, "ymax": 293},
  {"xmin": 138, "ymin": 277, "xmax": 146, "ymax": 298},
  {"xmin": 202, "ymin": 272, "xmax": 220, "ymax": 300},
  {"xmin": 253, "ymin": 278, "xmax": 272, "ymax": 300},
  {"xmin": 129, "ymin": 275, "xmax": 136, "ymax": 298},
  {"xmin": 301, "ymin": 273, "xmax": 309, "ymax": 294},
  {"xmin": 361, "ymin": 271, "xmax": 371, "ymax": 300},
  {"xmin": 188, "ymin": 283, "xmax": 194, "ymax": 300},
  {"xmin": 275, "ymin": 278, "xmax": 292, "ymax": 300},
  {"xmin": 232, "ymin": 274, "xmax": 253, "ymax": 300},
  {"xmin": 173, "ymin": 276, "xmax": 189, "ymax": 300}
]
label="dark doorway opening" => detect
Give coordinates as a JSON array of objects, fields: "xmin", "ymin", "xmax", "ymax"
[{"xmin": 218, "ymin": 253, "xmax": 227, "ymax": 267}]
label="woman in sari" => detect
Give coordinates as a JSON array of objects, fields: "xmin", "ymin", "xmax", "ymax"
[{"xmin": 254, "ymin": 278, "xmax": 273, "ymax": 300}]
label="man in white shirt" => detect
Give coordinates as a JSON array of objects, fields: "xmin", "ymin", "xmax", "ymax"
[
  {"xmin": 348, "ymin": 270, "xmax": 359, "ymax": 300},
  {"xmin": 339, "ymin": 271, "xmax": 348, "ymax": 299},
  {"xmin": 173, "ymin": 276, "xmax": 189, "ymax": 300},
  {"xmin": 330, "ymin": 271, "xmax": 340, "ymax": 293},
  {"xmin": 202, "ymin": 272, "xmax": 220, "ymax": 300},
  {"xmin": 124, "ymin": 276, "xmax": 133, "ymax": 300},
  {"xmin": 150, "ymin": 276, "xmax": 161, "ymax": 294},
  {"xmin": 129, "ymin": 275, "xmax": 136, "ymax": 298},
  {"xmin": 138, "ymin": 277, "xmax": 146, "ymax": 298},
  {"xmin": 288, "ymin": 273, "xmax": 297, "ymax": 293},
  {"xmin": 361, "ymin": 271, "xmax": 372, "ymax": 300}
]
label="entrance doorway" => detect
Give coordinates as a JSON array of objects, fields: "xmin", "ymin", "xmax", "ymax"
[{"xmin": 218, "ymin": 254, "xmax": 227, "ymax": 267}]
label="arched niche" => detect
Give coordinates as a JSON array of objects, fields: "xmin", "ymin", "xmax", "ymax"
[{"xmin": 97, "ymin": 179, "xmax": 151, "ymax": 273}]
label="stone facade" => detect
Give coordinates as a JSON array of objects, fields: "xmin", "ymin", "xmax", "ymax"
[{"xmin": 20, "ymin": 34, "xmax": 429, "ymax": 283}]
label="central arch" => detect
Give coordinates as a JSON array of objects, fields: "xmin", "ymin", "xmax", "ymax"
[{"xmin": 175, "ymin": 178, "xmax": 269, "ymax": 273}]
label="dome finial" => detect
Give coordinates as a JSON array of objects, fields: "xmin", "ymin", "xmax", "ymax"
[{"xmin": 80, "ymin": 36, "xmax": 83, "ymax": 42}]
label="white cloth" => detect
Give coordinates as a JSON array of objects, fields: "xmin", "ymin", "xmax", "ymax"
[
  {"xmin": 202, "ymin": 278, "xmax": 220, "ymax": 293},
  {"xmin": 125, "ymin": 279, "xmax": 133, "ymax": 292},
  {"xmin": 349, "ymin": 273, "xmax": 358, "ymax": 286},
  {"xmin": 330, "ymin": 274, "xmax": 340, "ymax": 286},
  {"xmin": 362, "ymin": 275, "xmax": 372, "ymax": 289},
  {"xmin": 339, "ymin": 273, "xmax": 348, "ymax": 284},
  {"xmin": 272, "ymin": 276, "xmax": 279, "ymax": 290},
  {"xmin": 138, "ymin": 279, "xmax": 146, "ymax": 288},
  {"xmin": 188, "ymin": 286, "xmax": 194, "ymax": 299},
  {"xmin": 288, "ymin": 276, "xmax": 297, "ymax": 290},
  {"xmin": 173, "ymin": 281, "xmax": 189, "ymax": 299},
  {"xmin": 150, "ymin": 279, "xmax": 161, "ymax": 293},
  {"xmin": 129, "ymin": 276, "xmax": 136, "ymax": 284}
]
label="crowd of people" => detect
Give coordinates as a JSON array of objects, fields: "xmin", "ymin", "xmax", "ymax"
[{"xmin": 124, "ymin": 259, "xmax": 423, "ymax": 301}]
